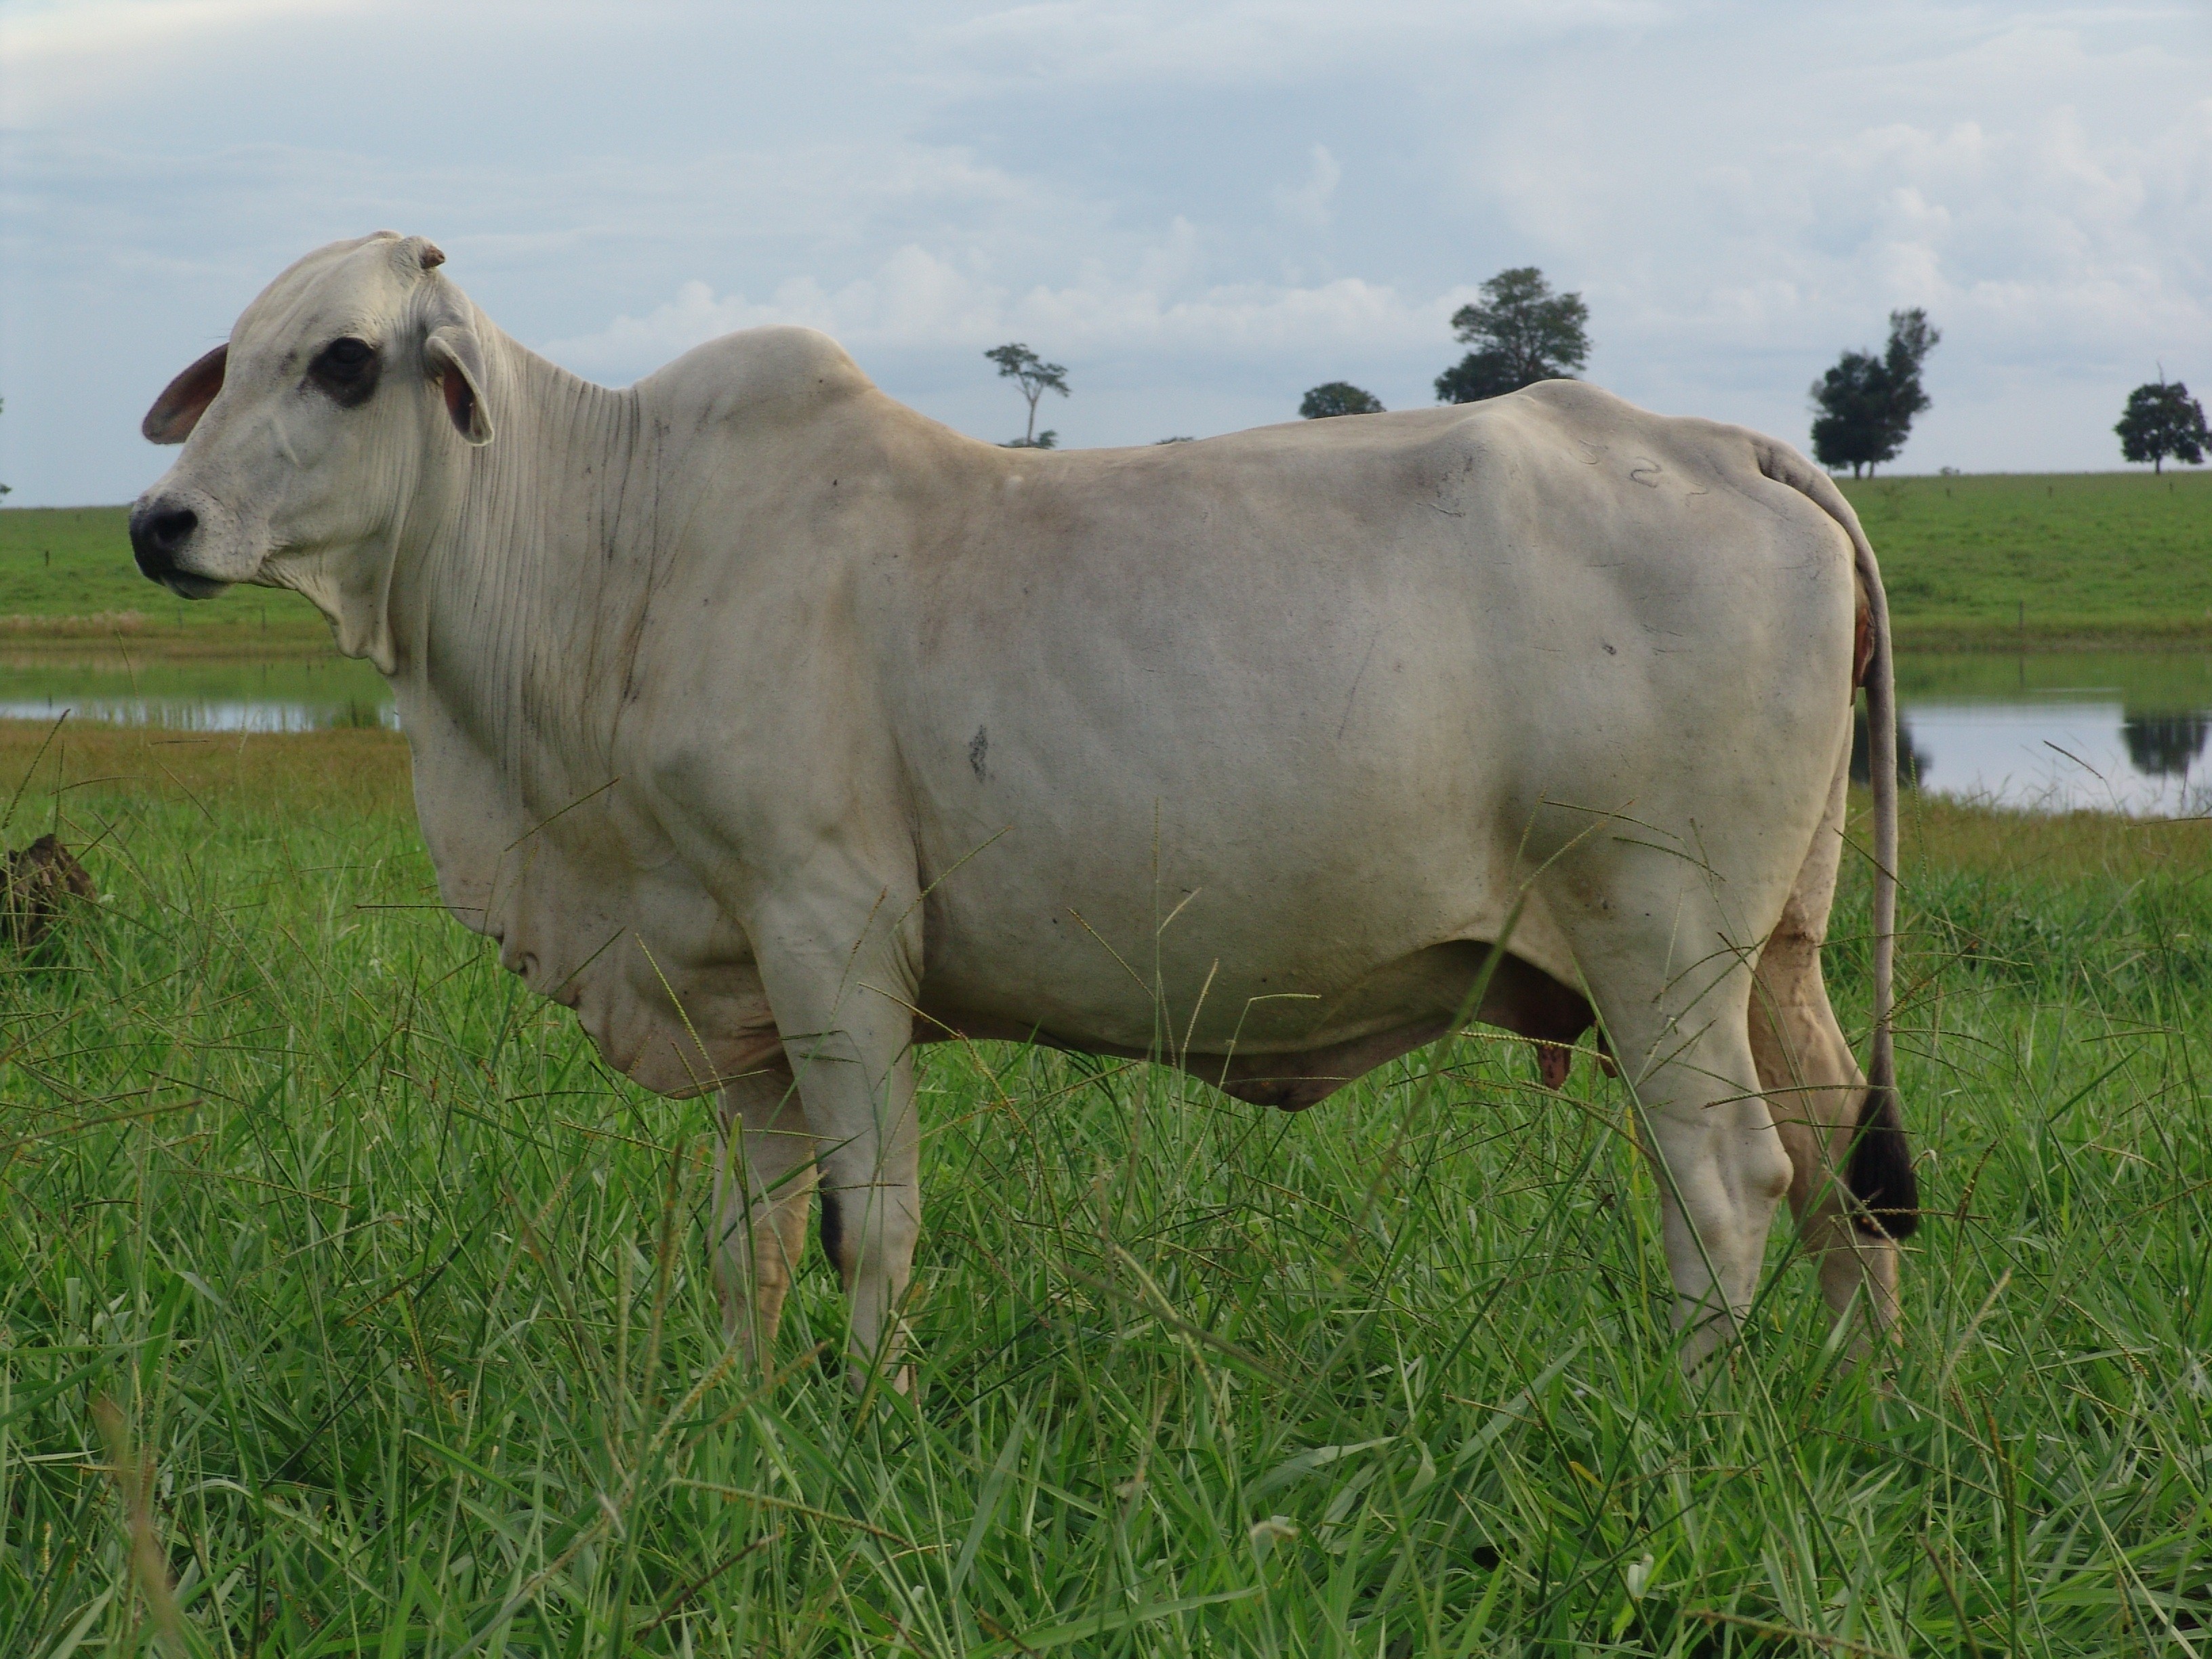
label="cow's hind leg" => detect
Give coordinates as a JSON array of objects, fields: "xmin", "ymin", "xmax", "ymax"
[
  {"xmin": 714, "ymin": 1063, "xmax": 819, "ymax": 1366},
  {"xmin": 1572, "ymin": 895, "xmax": 1797, "ymax": 1371},
  {"xmin": 1749, "ymin": 755, "xmax": 1902, "ymax": 1353}
]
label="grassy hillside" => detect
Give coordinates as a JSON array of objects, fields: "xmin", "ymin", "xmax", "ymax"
[
  {"xmin": 0, "ymin": 724, "xmax": 2207, "ymax": 1653},
  {"xmin": 0, "ymin": 506, "xmax": 331, "ymax": 649},
  {"xmin": 1840, "ymin": 470, "xmax": 2212, "ymax": 647},
  {"xmin": 8, "ymin": 470, "xmax": 2211, "ymax": 654}
]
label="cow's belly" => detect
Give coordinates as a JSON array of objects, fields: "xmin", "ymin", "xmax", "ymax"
[{"xmin": 905, "ymin": 649, "xmax": 1595, "ymax": 1058}]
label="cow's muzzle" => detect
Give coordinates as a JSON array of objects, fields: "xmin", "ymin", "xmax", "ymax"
[{"xmin": 129, "ymin": 497, "xmax": 228, "ymax": 598}]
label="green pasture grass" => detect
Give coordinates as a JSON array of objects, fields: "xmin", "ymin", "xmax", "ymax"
[
  {"xmin": 0, "ymin": 509, "xmax": 331, "ymax": 649},
  {"xmin": 1840, "ymin": 471, "xmax": 2212, "ymax": 650},
  {"xmin": 0, "ymin": 726, "xmax": 2207, "ymax": 1654},
  {"xmin": 1895, "ymin": 649, "xmax": 2212, "ymax": 714},
  {"xmin": 9, "ymin": 469, "xmax": 2212, "ymax": 659}
]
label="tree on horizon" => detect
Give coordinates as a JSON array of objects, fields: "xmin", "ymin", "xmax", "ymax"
[
  {"xmin": 1434, "ymin": 267, "xmax": 1590, "ymax": 405},
  {"xmin": 2115, "ymin": 376, "xmax": 2209, "ymax": 474},
  {"xmin": 1299, "ymin": 382, "xmax": 1385, "ymax": 419},
  {"xmin": 1809, "ymin": 308, "xmax": 1940, "ymax": 478},
  {"xmin": 986, "ymin": 344, "xmax": 1069, "ymax": 448}
]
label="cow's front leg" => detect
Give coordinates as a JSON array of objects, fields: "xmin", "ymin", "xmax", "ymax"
[
  {"xmin": 714, "ymin": 1061, "xmax": 817, "ymax": 1365},
  {"xmin": 750, "ymin": 889, "xmax": 923, "ymax": 1395}
]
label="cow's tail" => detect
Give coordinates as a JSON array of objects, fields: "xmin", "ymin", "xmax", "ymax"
[{"xmin": 1755, "ymin": 441, "xmax": 1919, "ymax": 1241}]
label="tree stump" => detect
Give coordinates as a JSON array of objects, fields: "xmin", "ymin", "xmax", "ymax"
[{"xmin": 3, "ymin": 834, "xmax": 98, "ymax": 947}]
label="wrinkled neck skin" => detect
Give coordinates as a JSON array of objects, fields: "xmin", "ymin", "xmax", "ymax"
[
  {"xmin": 371, "ymin": 331, "xmax": 663, "ymax": 941},
  {"xmin": 399, "ymin": 332, "xmax": 647, "ymax": 764}
]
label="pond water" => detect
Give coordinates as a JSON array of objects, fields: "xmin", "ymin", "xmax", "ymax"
[
  {"xmin": 1, "ymin": 647, "xmax": 2207, "ymax": 816},
  {"xmin": 1878, "ymin": 651, "xmax": 2212, "ymax": 817},
  {"xmin": 0, "ymin": 650, "xmax": 394, "ymax": 733}
]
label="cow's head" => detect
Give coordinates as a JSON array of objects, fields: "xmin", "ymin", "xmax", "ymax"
[{"xmin": 130, "ymin": 232, "xmax": 495, "ymax": 668}]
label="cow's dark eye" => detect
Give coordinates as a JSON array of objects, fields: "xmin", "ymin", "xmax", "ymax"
[{"xmin": 307, "ymin": 336, "xmax": 381, "ymax": 408}]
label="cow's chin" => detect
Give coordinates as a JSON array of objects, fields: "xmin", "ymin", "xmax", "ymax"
[{"xmin": 157, "ymin": 571, "xmax": 232, "ymax": 600}]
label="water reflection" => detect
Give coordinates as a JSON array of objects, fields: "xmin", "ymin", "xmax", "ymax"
[
  {"xmin": 1850, "ymin": 710, "xmax": 1929, "ymax": 788},
  {"xmin": 1901, "ymin": 700, "xmax": 2207, "ymax": 816},
  {"xmin": 0, "ymin": 696, "xmax": 394, "ymax": 733},
  {"xmin": 1, "ymin": 647, "xmax": 2208, "ymax": 815},
  {"xmin": 2121, "ymin": 712, "xmax": 2209, "ymax": 779},
  {"xmin": 0, "ymin": 649, "xmax": 395, "ymax": 735},
  {"xmin": 1843, "ymin": 650, "xmax": 2212, "ymax": 815}
]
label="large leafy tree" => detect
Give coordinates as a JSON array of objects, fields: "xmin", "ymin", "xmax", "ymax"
[
  {"xmin": 1433, "ymin": 267, "xmax": 1590, "ymax": 405},
  {"xmin": 1299, "ymin": 382, "xmax": 1384, "ymax": 419},
  {"xmin": 2114, "ymin": 377, "xmax": 2209, "ymax": 474},
  {"xmin": 1809, "ymin": 308, "xmax": 1940, "ymax": 478},
  {"xmin": 985, "ymin": 344, "xmax": 1069, "ymax": 448}
]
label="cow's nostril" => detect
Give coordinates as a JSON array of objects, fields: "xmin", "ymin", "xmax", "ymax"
[
  {"xmin": 148, "ymin": 508, "xmax": 198, "ymax": 554},
  {"xmin": 128, "ymin": 501, "xmax": 199, "ymax": 579}
]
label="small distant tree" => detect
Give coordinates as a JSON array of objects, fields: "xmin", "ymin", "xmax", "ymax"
[
  {"xmin": 1435, "ymin": 267, "xmax": 1590, "ymax": 404},
  {"xmin": 1809, "ymin": 308, "xmax": 1940, "ymax": 478},
  {"xmin": 1154, "ymin": 436, "xmax": 1194, "ymax": 445},
  {"xmin": 2115, "ymin": 375, "xmax": 2209, "ymax": 474},
  {"xmin": 1808, "ymin": 352, "xmax": 1889, "ymax": 479},
  {"xmin": 986, "ymin": 344, "xmax": 1069, "ymax": 448},
  {"xmin": 1300, "ymin": 382, "xmax": 1384, "ymax": 419}
]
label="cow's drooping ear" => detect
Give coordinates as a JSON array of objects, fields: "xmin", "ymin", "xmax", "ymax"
[
  {"xmin": 424, "ymin": 324, "xmax": 494, "ymax": 446},
  {"xmin": 142, "ymin": 344, "xmax": 228, "ymax": 444}
]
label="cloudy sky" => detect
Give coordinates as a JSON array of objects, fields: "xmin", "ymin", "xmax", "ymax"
[{"xmin": 1, "ymin": 0, "xmax": 2205, "ymax": 506}]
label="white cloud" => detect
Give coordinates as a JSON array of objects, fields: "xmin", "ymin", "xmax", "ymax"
[
  {"xmin": 0, "ymin": 0, "xmax": 370, "ymax": 122},
  {"xmin": 932, "ymin": 0, "xmax": 1673, "ymax": 89},
  {"xmin": 0, "ymin": 0, "xmax": 358, "ymax": 54},
  {"xmin": 541, "ymin": 250, "xmax": 1006, "ymax": 375},
  {"xmin": 542, "ymin": 239, "xmax": 1462, "ymax": 385},
  {"xmin": 1271, "ymin": 145, "xmax": 1340, "ymax": 230}
]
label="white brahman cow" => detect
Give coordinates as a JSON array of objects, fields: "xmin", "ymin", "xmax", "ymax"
[{"xmin": 131, "ymin": 233, "xmax": 1917, "ymax": 1389}]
